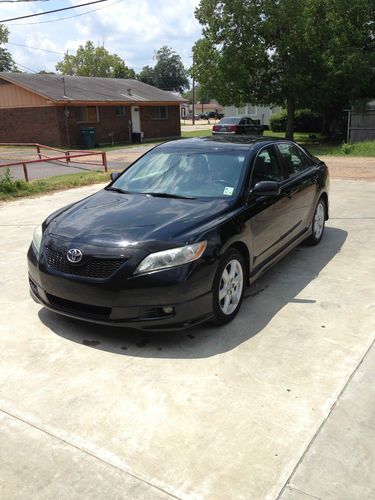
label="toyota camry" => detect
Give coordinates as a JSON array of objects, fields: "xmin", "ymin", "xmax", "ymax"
[{"xmin": 28, "ymin": 136, "xmax": 329, "ymax": 331}]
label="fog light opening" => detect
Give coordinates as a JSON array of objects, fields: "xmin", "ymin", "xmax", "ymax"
[{"xmin": 162, "ymin": 306, "xmax": 174, "ymax": 315}]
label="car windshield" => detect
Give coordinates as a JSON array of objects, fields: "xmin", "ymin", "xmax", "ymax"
[
  {"xmin": 219, "ymin": 117, "xmax": 240, "ymax": 124},
  {"xmin": 111, "ymin": 150, "xmax": 248, "ymax": 199}
]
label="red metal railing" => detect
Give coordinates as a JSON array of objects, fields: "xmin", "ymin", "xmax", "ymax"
[{"xmin": 0, "ymin": 143, "xmax": 108, "ymax": 182}]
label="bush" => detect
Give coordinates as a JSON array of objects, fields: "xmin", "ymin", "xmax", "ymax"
[
  {"xmin": 270, "ymin": 109, "xmax": 322, "ymax": 133},
  {"xmin": 0, "ymin": 168, "xmax": 17, "ymax": 193},
  {"xmin": 341, "ymin": 143, "xmax": 354, "ymax": 155},
  {"xmin": 0, "ymin": 168, "xmax": 29, "ymax": 193}
]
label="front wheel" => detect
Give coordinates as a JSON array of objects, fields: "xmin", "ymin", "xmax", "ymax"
[
  {"xmin": 305, "ymin": 198, "xmax": 326, "ymax": 245},
  {"xmin": 212, "ymin": 249, "xmax": 245, "ymax": 325}
]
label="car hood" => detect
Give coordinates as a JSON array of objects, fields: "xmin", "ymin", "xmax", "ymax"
[{"xmin": 46, "ymin": 189, "xmax": 233, "ymax": 250}]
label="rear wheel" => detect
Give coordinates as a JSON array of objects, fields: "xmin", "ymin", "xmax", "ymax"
[
  {"xmin": 212, "ymin": 249, "xmax": 245, "ymax": 325},
  {"xmin": 305, "ymin": 198, "xmax": 326, "ymax": 245}
]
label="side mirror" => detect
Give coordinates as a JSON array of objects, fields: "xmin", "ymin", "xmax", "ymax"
[
  {"xmin": 251, "ymin": 181, "xmax": 280, "ymax": 197},
  {"xmin": 110, "ymin": 171, "xmax": 121, "ymax": 182}
]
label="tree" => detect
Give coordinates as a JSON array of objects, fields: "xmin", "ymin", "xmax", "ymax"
[
  {"xmin": 138, "ymin": 46, "xmax": 189, "ymax": 92},
  {"xmin": 56, "ymin": 41, "xmax": 135, "ymax": 78},
  {"xmin": 192, "ymin": 0, "xmax": 375, "ymax": 139},
  {"xmin": 303, "ymin": 0, "xmax": 375, "ymax": 136},
  {"xmin": 0, "ymin": 24, "xmax": 17, "ymax": 72},
  {"xmin": 138, "ymin": 65, "xmax": 156, "ymax": 86}
]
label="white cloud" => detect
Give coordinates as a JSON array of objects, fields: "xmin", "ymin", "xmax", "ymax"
[{"xmin": 2, "ymin": 0, "xmax": 202, "ymax": 73}]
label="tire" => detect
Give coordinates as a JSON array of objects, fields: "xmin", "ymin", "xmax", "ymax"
[
  {"xmin": 305, "ymin": 197, "xmax": 326, "ymax": 246},
  {"xmin": 212, "ymin": 248, "xmax": 245, "ymax": 325}
]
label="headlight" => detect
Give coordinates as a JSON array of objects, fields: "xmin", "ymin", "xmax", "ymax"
[
  {"xmin": 134, "ymin": 241, "xmax": 207, "ymax": 274},
  {"xmin": 32, "ymin": 224, "xmax": 43, "ymax": 255}
]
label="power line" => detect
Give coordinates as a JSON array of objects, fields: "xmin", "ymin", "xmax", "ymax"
[
  {"xmin": 0, "ymin": 1, "xmax": 49, "ymax": 3},
  {"xmin": 13, "ymin": 60, "xmax": 39, "ymax": 72},
  {"xmin": 6, "ymin": 39, "xmax": 144, "ymax": 72},
  {"xmin": 0, "ymin": 0, "xmax": 111, "ymax": 23},
  {"xmin": 6, "ymin": 41, "xmax": 64, "ymax": 55},
  {"xmin": 6, "ymin": 0, "xmax": 123, "ymax": 25}
]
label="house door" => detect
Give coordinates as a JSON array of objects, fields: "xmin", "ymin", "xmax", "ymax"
[{"xmin": 131, "ymin": 106, "xmax": 141, "ymax": 143}]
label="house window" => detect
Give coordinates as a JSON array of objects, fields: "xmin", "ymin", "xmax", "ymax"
[
  {"xmin": 115, "ymin": 106, "xmax": 126, "ymax": 116},
  {"xmin": 152, "ymin": 106, "xmax": 168, "ymax": 120},
  {"xmin": 77, "ymin": 106, "xmax": 99, "ymax": 123}
]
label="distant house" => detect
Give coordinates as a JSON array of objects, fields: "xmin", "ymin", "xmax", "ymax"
[
  {"xmin": 349, "ymin": 100, "xmax": 375, "ymax": 142},
  {"xmin": 223, "ymin": 104, "xmax": 282, "ymax": 126},
  {"xmin": 0, "ymin": 73, "xmax": 187, "ymax": 147}
]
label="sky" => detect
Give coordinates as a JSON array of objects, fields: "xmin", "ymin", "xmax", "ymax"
[{"xmin": 0, "ymin": 0, "xmax": 202, "ymax": 74}]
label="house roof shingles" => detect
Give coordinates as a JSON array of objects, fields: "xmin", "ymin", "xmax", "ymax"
[{"xmin": 0, "ymin": 73, "xmax": 187, "ymax": 104}]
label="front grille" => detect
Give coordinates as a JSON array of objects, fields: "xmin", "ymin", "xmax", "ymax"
[
  {"xmin": 46, "ymin": 293, "xmax": 111, "ymax": 319},
  {"xmin": 45, "ymin": 246, "xmax": 125, "ymax": 279}
]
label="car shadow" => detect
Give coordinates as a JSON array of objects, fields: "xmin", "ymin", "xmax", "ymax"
[{"xmin": 38, "ymin": 227, "xmax": 347, "ymax": 359}]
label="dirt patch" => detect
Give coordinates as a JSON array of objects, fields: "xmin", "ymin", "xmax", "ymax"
[{"xmin": 321, "ymin": 156, "xmax": 375, "ymax": 181}]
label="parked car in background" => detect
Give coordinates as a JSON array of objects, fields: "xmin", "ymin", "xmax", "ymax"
[
  {"xmin": 200, "ymin": 111, "xmax": 224, "ymax": 120},
  {"xmin": 188, "ymin": 111, "xmax": 200, "ymax": 120},
  {"xmin": 28, "ymin": 136, "xmax": 329, "ymax": 331},
  {"xmin": 213, "ymin": 116, "xmax": 265, "ymax": 135}
]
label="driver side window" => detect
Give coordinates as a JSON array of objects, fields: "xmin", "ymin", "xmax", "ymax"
[{"xmin": 252, "ymin": 147, "xmax": 283, "ymax": 186}]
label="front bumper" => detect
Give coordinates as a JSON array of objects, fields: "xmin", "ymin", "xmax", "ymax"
[{"xmin": 28, "ymin": 244, "xmax": 216, "ymax": 331}]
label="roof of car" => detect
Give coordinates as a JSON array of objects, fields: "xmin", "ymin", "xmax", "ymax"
[{"xmin": 157, "ymin": 136, "xmax": 290, "ymax": 151}]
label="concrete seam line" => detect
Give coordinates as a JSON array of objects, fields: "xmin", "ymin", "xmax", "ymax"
[
  {"xmin": 276, "ymin": 335, "xmax": 375, "ymax": 500},
  {"xmin": 283, "ymin": 486, "xmax": 322, "ymax": 500},
  {"xmin": 0, "ymin": 407, "xmax": 184, "ymax": 500}
]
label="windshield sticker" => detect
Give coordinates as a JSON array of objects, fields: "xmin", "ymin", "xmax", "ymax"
[{"xmin": 223, "ymin": 187, "xmax": 234, "ymax": 196}]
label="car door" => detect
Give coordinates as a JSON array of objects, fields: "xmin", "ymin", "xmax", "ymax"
[
  {"xmin": 237, "ymin": 118, "xmax": 247, "ymax": 134},
  {"xmin": 275, "ymin": 142, "xmax": 319, "ymax": 237},
  {"xmin": 248, "ymin": 145, "xmax": 292, "ymax": 272},
  {"xmin": 248, "ymin": 117, "xmax": 259, "ymax": 134}
]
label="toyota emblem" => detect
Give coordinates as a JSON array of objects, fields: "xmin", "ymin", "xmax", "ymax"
[{"xmin": 67, "ymin": 248, "xmax": 83, "ymax": 263}]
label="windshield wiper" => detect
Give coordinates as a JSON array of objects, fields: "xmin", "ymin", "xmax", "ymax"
[
  {"xmin": 105, "ymin": 187, "xmax": 129, "ymax": 194},
  {"xmin": 142, "ymin": 192, "xmax": 195, "ymax": 200}
]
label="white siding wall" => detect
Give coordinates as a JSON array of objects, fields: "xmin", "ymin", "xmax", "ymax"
[{"xmin": 223, "ymin": 104, "xmax": 281, "ymax": 125}]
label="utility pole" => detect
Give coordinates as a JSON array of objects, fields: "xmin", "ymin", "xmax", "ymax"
[{"xmin": 192, "ymin": 78, "xmax": 195, "ymax": 125}]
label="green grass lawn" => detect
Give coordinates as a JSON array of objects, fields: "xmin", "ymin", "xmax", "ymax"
[
  {"xmin": 181, "ymin": 129, "xmax": 213, "ymax": 138},
  {"xmin": 0, "ymin": 170, "xmax": 110, "ymax": 201},
  {"xmin": 306, "ymin": 141, "xmax": 375, "ymax": 157}
]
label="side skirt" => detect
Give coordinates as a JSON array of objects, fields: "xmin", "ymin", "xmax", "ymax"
[{"xmin": 249, "ymin": 227, "xmax": 313, "ymax": 284}]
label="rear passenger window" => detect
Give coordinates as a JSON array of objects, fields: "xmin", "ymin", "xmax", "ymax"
[
  {"xmin": 252, "ymin": 147, "xmax": 283, "ymax": 185},
  {"xmin": 277, "ymin": 143, "xmax": 312, "ymax": 177}
]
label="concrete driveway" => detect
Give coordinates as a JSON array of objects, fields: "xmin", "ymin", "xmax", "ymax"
[{"xmin": 1, "ymin": 180, "xmax": 374, "ymax": 499}]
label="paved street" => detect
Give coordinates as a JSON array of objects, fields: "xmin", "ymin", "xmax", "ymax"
[{"xmin": 0, "ymin": 179, "xmax": 374, "ymax": 499}]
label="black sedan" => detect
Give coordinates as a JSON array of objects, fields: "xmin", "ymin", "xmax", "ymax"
[
  {"xmin": 28, "ymin": 136, "xmax": 329, "ymax": 331},
  {"xmin": 213, "ymin": 116, "xmax": 265, "ymax": 135}
]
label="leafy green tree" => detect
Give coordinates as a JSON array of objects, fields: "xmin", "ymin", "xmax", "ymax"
[
  {"xmin": 192, "ymin": 0, "xmax": 375, "ymax": 139},
  {"xmin": 139, "ymin": 46, "xmax": 189, "ymax": 92},
  {"xmin": 56, "ymin": 41, "xmax": 135, "ymax": 78},
  {"xmin": 304, "ymin": 0, "xmax": 375, "ymax": 136},
  {"xmin": 138, "ymin": 65, "xmax": 156, "ymax": 86},
  {"xmin": 0, "ymin": 25, "xmax": 17, "ymax": 72}
]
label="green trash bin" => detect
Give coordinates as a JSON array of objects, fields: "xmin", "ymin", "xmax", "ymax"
[{"xmin": 80, "ymin": 127, "xmax": 96, "ymax": 149}]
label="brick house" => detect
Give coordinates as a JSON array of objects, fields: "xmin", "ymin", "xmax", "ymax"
[{"xmin": 0, "ymin": 73, "xmax": 187, "ymax": 147}]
